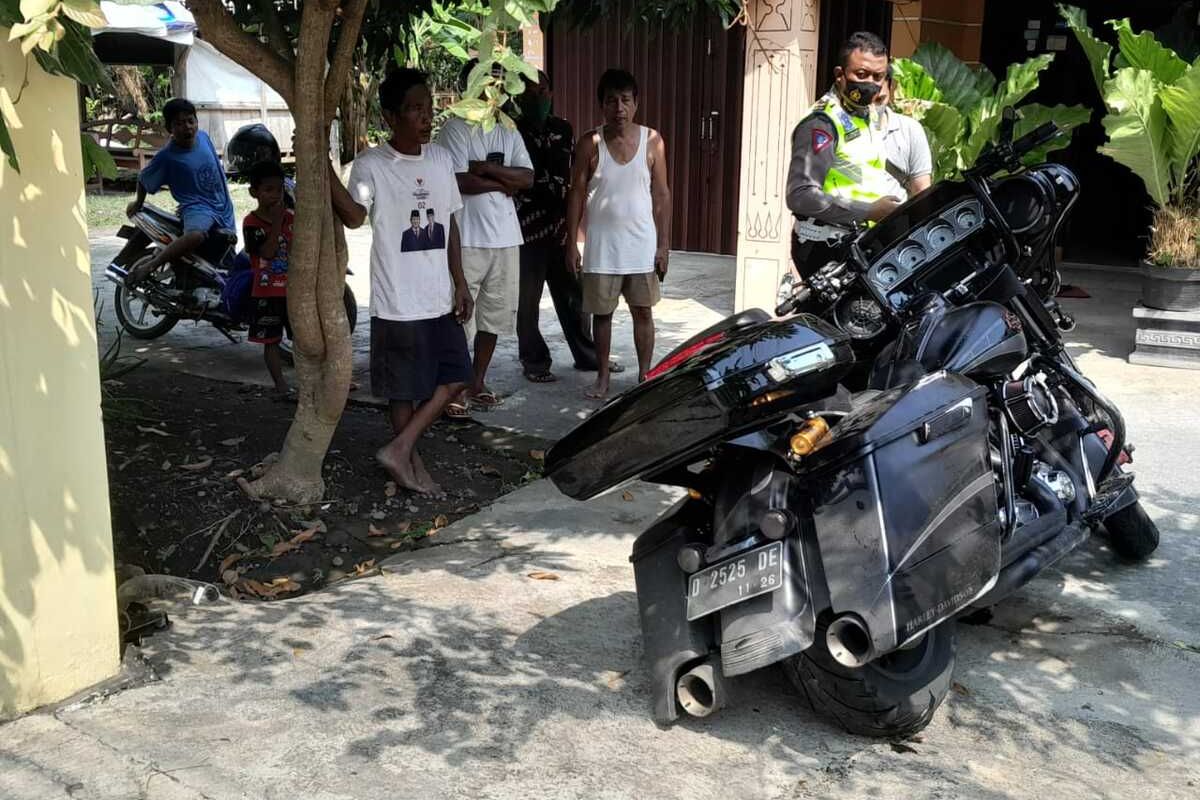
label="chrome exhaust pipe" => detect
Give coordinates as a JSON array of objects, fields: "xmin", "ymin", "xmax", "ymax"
[
  {"xmin": 826, "ymin": 614, "xmax": 875, "ymax": 668},
  {"xmin": 675, "ymin": 658, "xmax": 726, "ymax": 718}
]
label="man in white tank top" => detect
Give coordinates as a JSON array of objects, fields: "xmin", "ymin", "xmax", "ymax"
[{"xmin": 565, "ymin": 69, "xmax": 672, "ymax": 399}]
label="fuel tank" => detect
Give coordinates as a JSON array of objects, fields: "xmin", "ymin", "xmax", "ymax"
[
  {"xmin": 546, "ymin": 314, "xmax": 855, "ymax": 500},
  {"xmin": 872, "ymin": 297, "xmax": 1028, "ymax": 389}
]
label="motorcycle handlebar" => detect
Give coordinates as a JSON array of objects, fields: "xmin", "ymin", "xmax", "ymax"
[
  {"xmin": 1013, "ymin": 122, "xmax": 1061, "ymax": 157},
  {"xmin": 775, "ymin": 286, "xmax": 812, "ymax": 317}
]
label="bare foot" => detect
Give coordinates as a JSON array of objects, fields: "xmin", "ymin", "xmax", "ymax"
[
  {"xmin": 376, "ymin": 441, "xmax": 428, "ymax": 494},
  {"xmin": 585, "ymin": 379, "xmax": 609, "ymax": 400},
  {"xmin": 412, "ymin": 448, "xmax": 441, "ymax": 495}
]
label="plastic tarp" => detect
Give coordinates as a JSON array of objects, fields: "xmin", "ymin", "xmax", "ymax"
[
  {"xmin": 182, "ymin": 39, "xmax": 287, "ymax": 109},
  {"xmin": 96, "ymin": 1, "xmax": 196, "ymax": 46}
]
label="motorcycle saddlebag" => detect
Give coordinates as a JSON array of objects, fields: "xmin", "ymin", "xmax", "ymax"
[{"xmin": 802, "ymin": 371, "xmax": 1001, "ymax": 657}]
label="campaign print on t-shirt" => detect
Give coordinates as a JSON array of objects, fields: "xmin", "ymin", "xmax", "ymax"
[{"xmin": 399, "ymin": 177, "xmax": 448, "ymax": 253}]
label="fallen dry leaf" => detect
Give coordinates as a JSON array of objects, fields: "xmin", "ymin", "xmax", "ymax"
[
  {"xmin": 352, "ymin": 559, "xmax": 377, "ymax": 576},
  {"xmin": 218, "ymin": 553, "xmax": 243, "ymax": 573},
  {"xmin": 137, "ymin": 425, "xmax": 171, "ymax": 437},
  {"xmin": 529, "ymin": 449, "xmax": 545, "ymax": 461},
  {"xmin": 390, "ymin": 541, "xmax": 406, "ymax": 549},
  {"xmin": 952, "ymin": 682, "xmax": 971, "ymax": 697},
  {"xmin": 384, "ymin": 481, "xmax": 397, "ymax": 498},
  {"xmin": 289, "ymin": 526, "xmax": 320, "ymax": 545},
  {"xmin": 395, "ymin": 521, "xmax": 413, "ymax": 534},
  {"xmin": 271, "ymin": 540, "xmax": 298, "ymax": 557},
  {"xmin": 221, "ymin": 569, "xmax": 240, "ymax": 586},
  {"xmin": 219, "ymin": 436, "xmax": 246, "ymax": 447},
  {"xmin": 368, "ymin": 523, "xmax": 386, "ymax": 538},
  {"xmin": 527, "ymin": 571, "xmax": 561, "ymax": 581},
  {"xmin": 890, "ymin": 742, "xmax": 918, "ymax": 755},
  {"xmin": 480, "ymin": 465, "xmax": 502, "ymax": 478},
  {"xmin": 179, "ymin": 455, "xmax": 214, "ymax": 472},
  {"xmin": 432, "ymin": 514, "xmax": 449, "ymax": 530},
  {"xmin": 225, "ymin": 468, "xmax": 245, "ymax": 479},
  {"xmin": 621, "ymin": 491, "xmax": 634, "ymax": 502}
]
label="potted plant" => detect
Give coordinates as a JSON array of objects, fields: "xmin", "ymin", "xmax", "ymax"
[{"xmin": 1061, "ymin": 5, "xmax": 1200, "ymax": 318}]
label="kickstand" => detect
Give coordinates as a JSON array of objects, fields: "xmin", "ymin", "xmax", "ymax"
[{"xmin": 215, "ymin": 326, "xmax": 240, "ymax": 344}]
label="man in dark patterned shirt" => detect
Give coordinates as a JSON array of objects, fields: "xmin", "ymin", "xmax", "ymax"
[{"xmin": 516, "ymin": 71, "xmax": 607, "ymax": 382}]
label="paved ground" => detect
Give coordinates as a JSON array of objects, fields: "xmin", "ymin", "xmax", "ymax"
[{"xmin": 2, "ymin": 238, "xmax": 1196, "ymax": 798}]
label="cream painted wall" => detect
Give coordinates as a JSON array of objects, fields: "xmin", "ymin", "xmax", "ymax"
[
  {"xmin": 0, "ymin": 34, "xmax": 120, "ymax": 719},
  {"xmin": 734, "ymin": 0, "xmax": 823, "ymax": 312}
]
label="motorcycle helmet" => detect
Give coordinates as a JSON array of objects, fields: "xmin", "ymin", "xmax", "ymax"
[{"xmin": 226, "ymin": 123, "xmax": 281, "ymax": 176}]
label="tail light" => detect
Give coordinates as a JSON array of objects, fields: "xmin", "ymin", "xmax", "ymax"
[{"xmin": 644, "ymin": 331, "xmax": 728, "ymax": 381}]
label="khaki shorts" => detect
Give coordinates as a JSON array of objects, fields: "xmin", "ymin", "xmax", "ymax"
[
  {"xmin": 582, "ymin": 271, "xmax": 661, "ymax": 315},
  {"xmin": 462, "ymin": 246, "xmax": 519, "ymax": 339}
]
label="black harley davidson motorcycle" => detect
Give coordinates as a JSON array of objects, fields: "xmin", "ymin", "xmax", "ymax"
[{"xmin": 544, "ymin": 113, "xmax": 1159, "ymax": 737}]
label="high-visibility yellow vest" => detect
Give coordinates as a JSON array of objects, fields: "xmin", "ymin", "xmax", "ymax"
[{"xmin": 808, "ymin": 92, "xmax": 898, "ymax": 205}]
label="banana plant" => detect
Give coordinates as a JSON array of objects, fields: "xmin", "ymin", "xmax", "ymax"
[
  {"xmin": 891, "ymin": 42, "xmax": 1091, "ymax": 181},
  {"xmin": 1059, "ymin": 4, "xmax": 1200, "ymax": 212}
]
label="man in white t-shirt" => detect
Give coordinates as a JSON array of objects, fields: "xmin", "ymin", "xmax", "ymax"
[
  {"xmin": 331, "ymin": 68, "xmax": 474, "ymax": 495},
  {"xmin": 875, "ymin": 66, "xmax": 933, "ymax": 197},
  {"xmin": 435, "ymin": 59, "xmax": 534, "ymax": 415}
]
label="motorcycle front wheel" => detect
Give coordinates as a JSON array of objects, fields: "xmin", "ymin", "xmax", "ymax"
[
  {"xmin": 113, "ymin": 256, "xmax": 180, "ymax": 340},
  {"xmin": 784, "ymin": 618, "xmax": 957, "ymax": 738}
]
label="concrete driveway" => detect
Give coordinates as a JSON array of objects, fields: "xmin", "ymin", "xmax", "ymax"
[{"xmin": 7, "ymin": 237, "xmax": 1193, "ymax": 798}]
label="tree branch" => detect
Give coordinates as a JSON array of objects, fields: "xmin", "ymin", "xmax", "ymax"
[
  {"xmin": 189, "ymin": 0, "xmax": 295, "ymax": 108},
  {"xmin": 324, "ymin": 0, "xmax": 370, "ymax": 126},
  {"xmin": 255, "ymin": 0, "xmax": 294, "ymax": 63}
]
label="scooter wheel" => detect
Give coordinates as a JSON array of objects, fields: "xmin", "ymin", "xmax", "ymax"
[
  {"xmin": 1103, "ymin": 501, "xmax": 1160, "ymax": 561},
  {"xmin": 784, "ymin": 618, "xmax": 957, "ymax": 738}
]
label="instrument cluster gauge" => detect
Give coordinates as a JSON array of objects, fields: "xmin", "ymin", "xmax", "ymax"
[
  {"xmin": 896, "ymin": 243, "xmax": 926, "ymax": 269},
  {"xmin": 956, "ymin": 205, "xmax": 981, "ymax": 229},
  {"xmin": 874, "ymin": 264, "xmax": 901, "ymax": 287},
  {"xmin": 925, "ymin": 221, "xmax": 955, "ymax": 249}
]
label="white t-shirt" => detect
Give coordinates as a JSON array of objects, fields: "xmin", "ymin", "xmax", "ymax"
[
  {"xmin": 348, "ymin": 142, "xmax": 463, "ymax": 321},
  {"xmin": 434, "ymin": 116, "xmax": 533, "ymax": 249},
  {"xmin": 880, "ymin": 108, "xmax": 932, "ymax": 198}
]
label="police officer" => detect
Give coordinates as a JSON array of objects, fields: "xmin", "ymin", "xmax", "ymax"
[{"xmin": 786, "ymin": 32, "xmax": 903, "ymax": 281}]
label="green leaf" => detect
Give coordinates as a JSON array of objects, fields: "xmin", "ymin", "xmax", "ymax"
[
  {"xmin": 963, "ymin": 54, "xmax": 1055, "ymax": 168},
  {"xmin": 1015, "ymin": 103, "xmax": 1092, "ymax": 165},
  {"xmin": 1058, "ymin": 4, "xmax": 1112, "ymax": 94},
  {"xmin": 912, "ymin": 42, "xmax": 983, "ymax": 114},
  {"xmin": 1100, "ymin": 67, "xmax": 1171, "ymax": 206},
  {"xmin": 60, "ymin": 0, "xmax": 108, "ymax": 29},
  {"xmin": 920, "ymin": 103, "xmax": 966, "ymax": 180},
  {"xmin": 891, "ymin": 58, "xmax": 943, "ymax": 102},
  {"xmin": 80, "ymin": 133, "xmax": 116, "ymax": 179},
  {"xmin": 971, "ymin": 64, "xmax": 998, "ymax": 97},
  {"xmin": 0, "ymin": 110, "xmax": 19, "ymax": 173},
  {"xmin": 54, "ymin": 18, "xmax": 111, "ymax": 90},
  {"xmin": 1109, "ymin": 18, "xmax": 1188, "ymax": 85},
  {"xmin": 1160, "ymin": 64, "xmax": 1200, "ymax": 199}
]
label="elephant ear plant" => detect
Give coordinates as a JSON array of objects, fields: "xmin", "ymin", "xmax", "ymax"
[
  {"xmin": 1060, "ymin": 4, "xmax": 1200, "ymax": 272},
  {"xmin": 890, "ymin": 42, "xmax": 1091, "ymax": 182}
]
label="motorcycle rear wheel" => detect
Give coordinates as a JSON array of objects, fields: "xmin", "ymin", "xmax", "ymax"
[
  {"xmin": 784, "ymin": 618, "xmax": 957, "ymax": 738},
  {"xmin": 113, "ymin": 257, "xmax": 180, "ymax": 340},
  {"xmin": 1103, "ymin": 501, "xmax": 1160, "ymax": 561}
]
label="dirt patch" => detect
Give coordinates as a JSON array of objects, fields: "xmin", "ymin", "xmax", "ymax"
[{"xmin": 103, "ymin": 366, "xmax": 546, "ymax": 601}]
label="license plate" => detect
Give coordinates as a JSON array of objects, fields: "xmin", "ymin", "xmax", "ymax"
[{"xmin": 685, "ymin": 541, "xmax": 784, "ymax": 621}]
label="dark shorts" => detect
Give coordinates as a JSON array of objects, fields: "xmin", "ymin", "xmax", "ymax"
[
  {"xmin": 370, "ymin": 314, "xmax": 473, "ymax": 403},
  {"xmin": 249, "ymin": 296, "xmax": 290, "ymax": 344}
]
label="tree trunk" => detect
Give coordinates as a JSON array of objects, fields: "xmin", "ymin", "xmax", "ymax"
[{"xmin": 242, "ymin": 3, "xmax": 353, "ymax": 504}]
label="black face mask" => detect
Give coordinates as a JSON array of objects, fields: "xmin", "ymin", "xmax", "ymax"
[{"xmin": 840, "ymin": 80, "xmax": 882, "ymax": 110}]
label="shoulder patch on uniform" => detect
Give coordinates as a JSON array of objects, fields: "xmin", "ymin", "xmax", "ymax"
[{"xmin": 812, "ymin": 128, "xmax": 833, "ymax": 154}]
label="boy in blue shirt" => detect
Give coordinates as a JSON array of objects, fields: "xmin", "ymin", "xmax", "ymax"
[{"xmin": 124, "ymin": 98, "xmax": 236, "ymax": 289}]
